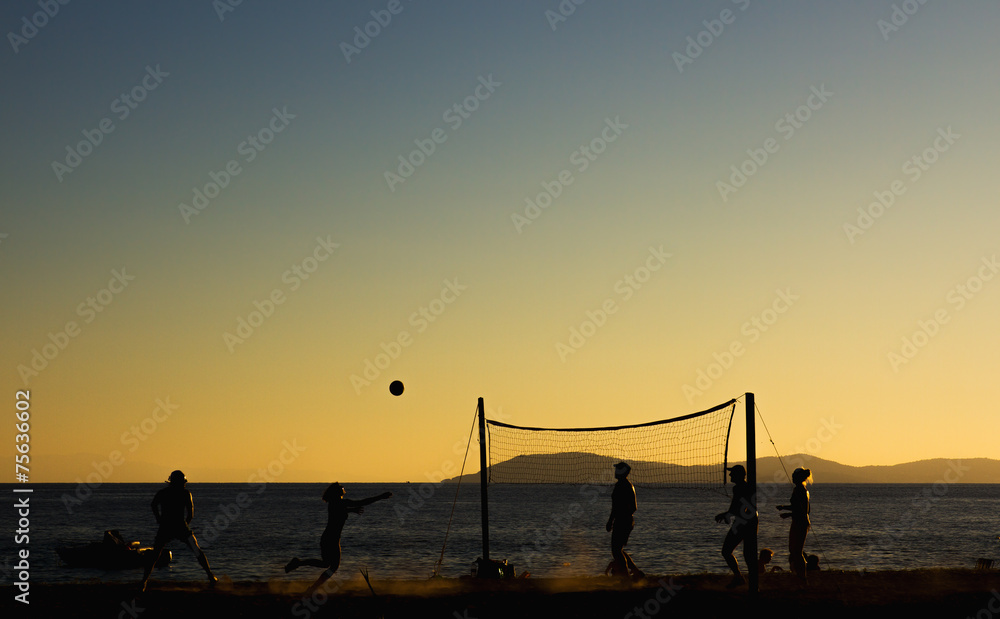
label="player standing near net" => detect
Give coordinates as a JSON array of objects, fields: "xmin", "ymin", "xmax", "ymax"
[
  {"xmin": 140, "ymin": 470, "xmax": 218, "ymax": 592},
  {"xmin": 777, "ymin": 467, "xmax": 812, "ymax": 581},
  {"xmin": 606, "ymin": 461, "xmax": 645, "ymax": 580},
  {"xmin": 715, "ymin": 464, "xmax": 758, "ymax": 588},
  {"xmin": 285, "ymin": 482, "xmax": 392, "ymax": 596}
]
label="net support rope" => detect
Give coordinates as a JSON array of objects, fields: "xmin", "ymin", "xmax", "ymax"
[
  {"xmin": 753, "ymin": 399, "xmax": 837, "ymax": 575},
  {"xmin": 433, "ymin": 404, "xmax": 479, "ymax": 577}
]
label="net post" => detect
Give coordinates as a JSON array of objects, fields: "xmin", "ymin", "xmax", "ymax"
[
  {"xmin": 746, "ymin": 392, "xmax": 759, "ymax": 596},
  {"xmin": 478, "ymin": 397, "xmax": 490, "ymax": 561}
]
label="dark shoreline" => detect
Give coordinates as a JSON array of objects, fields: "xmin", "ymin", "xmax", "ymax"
[{"xmin": 4, "ymin": 569, "xmax": 1000, "ymax": 618}]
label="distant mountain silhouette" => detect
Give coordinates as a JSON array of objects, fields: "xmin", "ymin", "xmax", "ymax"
[
  {"xmin": 752, "ymin": 455, "xmax": 997, "ymax": 484},
  {"xmin": 442, "ymin": 453, "xmax": 1000, "ymax": 484}
]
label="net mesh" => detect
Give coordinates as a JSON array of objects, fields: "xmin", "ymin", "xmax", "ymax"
[{"xmin": 486, "ymin": 399, "xmax": 737, "ymax": 489}]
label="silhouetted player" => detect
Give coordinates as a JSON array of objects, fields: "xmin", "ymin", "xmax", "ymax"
[
  {"xmin": 285, "ymin": 483, "xmax": 392, "ymax": 596},
  {"xmin": 777, "ymin": 467, "xmax": 812, "ymax": 580},
  {"xmin": 715, "ymin": 464, "xmax": 758, "ymax": 588},
  {"xmin": 140, "ymin": 470, "xmax": 217, "ymax": 592},
  {"xmin": 606, "ymin": 461, "xmax": 644, "ymax": 580}
]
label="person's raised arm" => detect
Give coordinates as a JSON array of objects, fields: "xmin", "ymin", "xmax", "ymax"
[{"xmin": 346, "ymin": 491, "xmax": 393, "ymax": 510}]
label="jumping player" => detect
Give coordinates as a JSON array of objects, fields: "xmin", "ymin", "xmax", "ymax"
[
  {"xmin": 140, "ymin": 470, "xmax": 218, "ymax": 591},
  {"xmin": 285, "ymin": 483, "xmax": 392, "ymax": 596}
]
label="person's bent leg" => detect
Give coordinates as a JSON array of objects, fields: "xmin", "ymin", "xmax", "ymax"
[
  {"xmin": 723, "ymin": 530, "xmax": 747, "ymax": 587},
  {"xmin": 623, "ymin": 551, "xmax": 645, "ymax": 579},
  {"xmin": 611, "ymin": 542, "xmax": 628, "ymax": 576},
  {"xmin": 304, "ymin": 567, "xmax": 335, "ymax": 598},
  {"xmin": 140, "ymin": 539, "xmax": 168, "ymax": 591},
  {"xmin": 304, "ymin": 551, "xmax": 340, "ymax": 598},
  {"xmin": 610, "ymin": 528, "xmax": 629, "ymax": 577},
  {"xmin": 721, "ymin": 530, "xmax": 741, "ymax": 577}
]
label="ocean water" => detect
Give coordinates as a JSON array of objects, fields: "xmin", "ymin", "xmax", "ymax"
[{"xmin": 3, "ymin": 483, "xmax": 999, "ymax": 585}]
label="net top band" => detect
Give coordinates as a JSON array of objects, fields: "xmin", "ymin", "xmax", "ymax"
[{"xmin": 484, "ymin": 398, "xmax": 737, "ymax": 433}]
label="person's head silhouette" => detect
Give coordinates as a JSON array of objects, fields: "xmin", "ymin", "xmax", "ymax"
[
  {"xmin": 727, "ymin": 465, "xmax": 746, "ymax": 484},
  {"xmin": 167, "ymin": 470, "xmax": 187, "ymax": 486},
  {"xmin": 791, "ymin": 468, "xmax": 812, "ymax": 485},
  {"xmin": 323, "ymin": 482, "xmax": 346, "ymax": 502},
  {"xmin": 614, "ymin": 461, "xmax": 631, "ymax": 480}
]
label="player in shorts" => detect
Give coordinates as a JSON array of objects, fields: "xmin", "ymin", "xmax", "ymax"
[
  {"xmin": 140, "ymin": 470, "xmax": 218, "ymax": 591},
  {"xmin": 606, "ymin": 461, "xmax": 644, "ymax": 580},
  {"xmin": 715, "ymin": 464, "xmax": 758, "ymax": 588}
]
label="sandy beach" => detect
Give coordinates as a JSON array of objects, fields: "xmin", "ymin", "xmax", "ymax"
[{"xmin": 5, "ymin": 569, "xmax": 999, "ymax": 618}]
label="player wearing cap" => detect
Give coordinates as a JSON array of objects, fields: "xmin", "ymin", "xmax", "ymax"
[
  {"xmin": 715, "ymin": 464, "xmax": 757, "ymax": 588},
  {"xmin": 140, "ymin": 470, "xmax": 218, "ymax": 591},
  {"xmin": 606, "ymin": 461, "xmax": 645, "ymax": 580}
]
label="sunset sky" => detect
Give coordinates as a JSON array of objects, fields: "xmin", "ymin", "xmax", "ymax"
[{"xmin": 2, "ymin": 1, "xmax": 998, "ymax": 483}]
